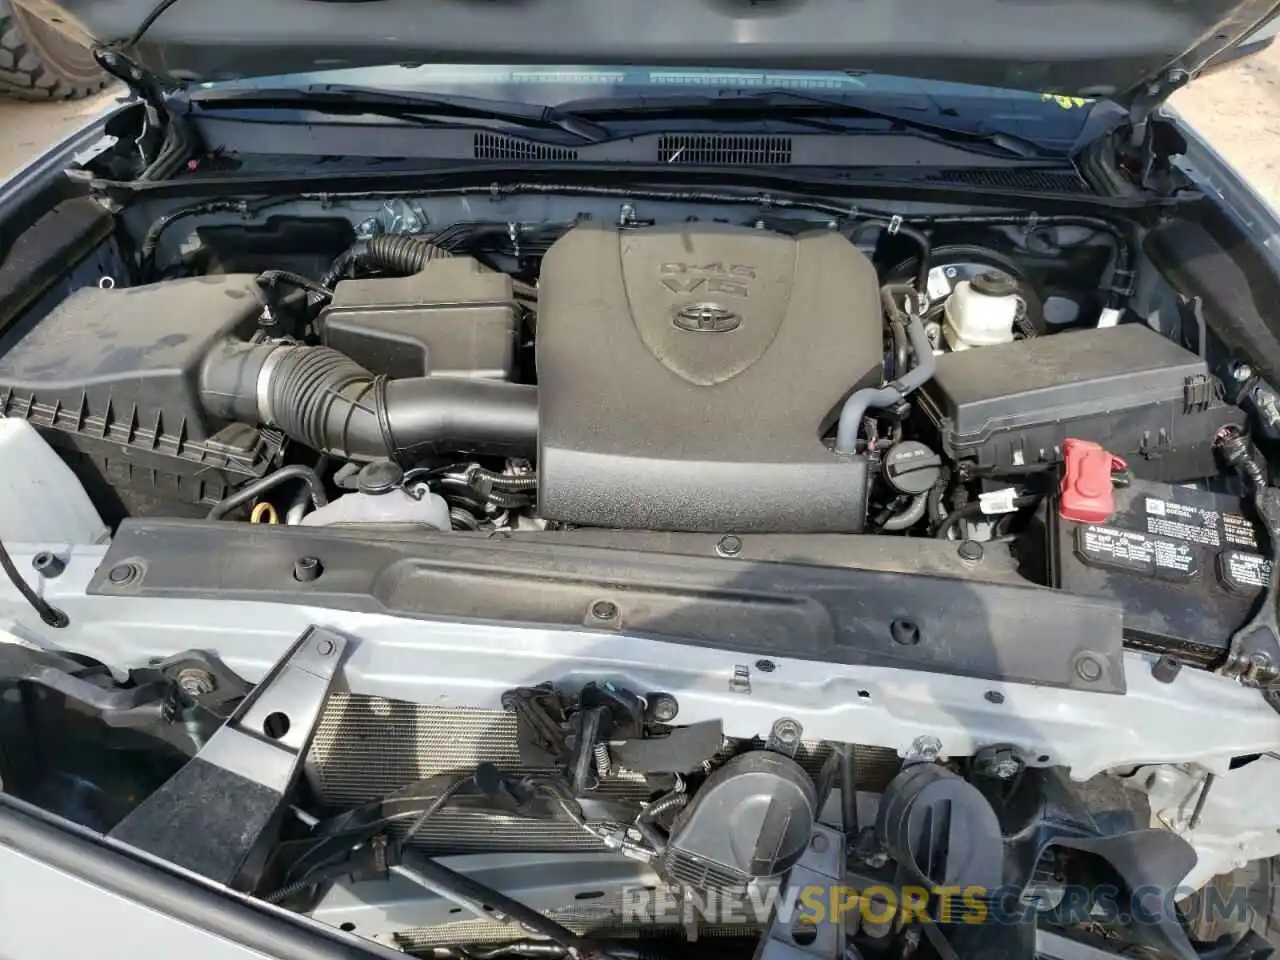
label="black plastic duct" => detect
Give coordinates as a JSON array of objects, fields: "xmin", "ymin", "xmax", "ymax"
[{"xmin": 201, "ymin": 340, "xmax": 537, "ymax": 462}]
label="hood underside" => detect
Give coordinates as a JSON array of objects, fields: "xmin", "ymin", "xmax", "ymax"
[{"xmin": 24, "ymin": 0, "xmax": 1280, "ymax": 103}]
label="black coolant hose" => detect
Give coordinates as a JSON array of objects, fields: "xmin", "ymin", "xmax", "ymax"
[
  {"xmin": 833, "ymin": 284, "xmax": 937, "ymax": 455},
  {"xmin": 200, "ymin": 340, "xmax": 538, "ymax": 462},
  {"xmin": 206, "ymin": 464, "xmax": 329, "ymax": 521},
  {"xmin": 880, "ymin": 491, "xmax": 930, "ymax": 532}
]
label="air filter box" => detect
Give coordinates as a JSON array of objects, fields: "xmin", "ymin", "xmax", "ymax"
[{"xmin": 0, "ymin": 276, "xmax": 280, "ymax": 518}]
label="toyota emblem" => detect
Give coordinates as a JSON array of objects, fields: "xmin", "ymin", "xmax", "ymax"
[{"xmin": 673, "ymin": 302, "xmax": 742, "ymax": 333}]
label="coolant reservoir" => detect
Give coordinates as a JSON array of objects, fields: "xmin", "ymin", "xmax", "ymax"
[
  {"xmin": 943, "ymin": 270, "xmax": 1019, "ymax": 351},
  {"xmin": 301, "ymin": 461, "xmax": 451, "ymax": 530},
  {"xmin": 0, "ymin": 418, "xmax": 109, "ymax": 543},
  {"xmin": 301, "ymin": 490, "xmax": 451, "ymax": 529}
]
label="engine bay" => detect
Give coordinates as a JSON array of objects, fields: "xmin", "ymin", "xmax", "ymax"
[
  {"xmin": 0, "ymin": 190, "xmax": 1245, "ymax": 536},
  {"xmin": 0, "ymin": 185, "xmax": 1269, "ymax": 673},
  {"xmin": 6, "ymin": 176, "xmax": 1280, "ymax": 960}
]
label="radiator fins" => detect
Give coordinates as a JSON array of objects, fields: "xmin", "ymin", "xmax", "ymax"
[{"xmin": 308, "ymin": 694, "xmax": 901, "ymax": 855}]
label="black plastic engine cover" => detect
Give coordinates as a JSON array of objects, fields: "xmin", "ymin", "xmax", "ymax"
[{"xmin": 536, "ymin": 224, "xmax": 880, "ymax": 532}]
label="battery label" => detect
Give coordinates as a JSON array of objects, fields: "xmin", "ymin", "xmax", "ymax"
[
  {"xmin": 1143, "ymin": 497, "xmax": 1220, "ymax": 546},
  {"xmin": 1077, "ymin": 525, "xmax": 1199, "ymax": 579},
  {"xmin": 1219, "ymin": 550, "xmax": 1273, "ymax": 595},
  {"xmin": 1141, "ymin": 496, "xmax": 1262, "ymax": 550},
  {"xmin": 1222, "ymin": 513, "xmax": 1260, "ymax": 549}
]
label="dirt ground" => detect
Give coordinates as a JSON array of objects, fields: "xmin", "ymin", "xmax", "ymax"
[
  {"xmin": 1171, "ymin": 42, "xmax": 1280, "ymax": 207},
  {"xmin": 0, "ymin": 47, "xmax": 1279, "ymax": 205}
]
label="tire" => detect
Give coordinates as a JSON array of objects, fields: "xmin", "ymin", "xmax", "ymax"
[{"xmin": 0, "ymin": 1, "xmax": 109, "ymax": 101}]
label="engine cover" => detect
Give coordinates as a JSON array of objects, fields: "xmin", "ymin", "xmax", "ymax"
[{"xmin": 536, "ymin": 224, "xmax": 881, "ymax": 532}]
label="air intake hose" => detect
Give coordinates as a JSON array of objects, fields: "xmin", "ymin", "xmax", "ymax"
[{"xmin": 200, "ymin": 340, "xmax": 537, "ymax": 461}]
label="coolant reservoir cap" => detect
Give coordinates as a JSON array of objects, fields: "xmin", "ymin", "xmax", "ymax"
[
  {"xmin": 970, "ymin": 270, "xmax": 1018, "ymax": 298},
  {"xmin": 356, "ymin": 460, "xmax": 404, "ymax": 495},
  {"xmin": 883, "ymin": 441, "xmax": 943, "ymax": 496}
]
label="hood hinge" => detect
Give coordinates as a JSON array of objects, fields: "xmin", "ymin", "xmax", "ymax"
[
  {"xmin": 1125, "ymin": 69, "xmax": 1192, "ymax": 193},
  {"xmin": 89, "ymin": 47, "xmax": 195, "ymax": 181},
  {"xmin": 93, "ymin": 47, "xmax": 173, "ymax": 112}
]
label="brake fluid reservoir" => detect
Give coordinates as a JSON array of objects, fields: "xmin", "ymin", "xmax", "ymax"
[{"xmin": 943, "ymin": 270, "xmax": 1019, "ymax": 351}]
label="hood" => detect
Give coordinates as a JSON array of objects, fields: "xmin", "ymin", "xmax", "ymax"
[{"xmin": 28, "ymin": 0, "xmax": 1280, "ymax": 103}]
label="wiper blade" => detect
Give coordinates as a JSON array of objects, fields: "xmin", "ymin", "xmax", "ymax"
[
  {"xmin": 183, "ymin": 83, "xmax": 611, "ymax": 144},
  {"xmin": 560, "ymin": 89, "xmax": 1050, "ymax": 158}
]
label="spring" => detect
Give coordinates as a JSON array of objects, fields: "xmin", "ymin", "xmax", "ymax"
[{"xmin": 592, "ymin": 742, "xmax": 612, "ymax": 780}]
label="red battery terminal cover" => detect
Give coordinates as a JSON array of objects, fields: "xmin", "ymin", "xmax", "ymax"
[{"xmin": 1059, "ymin": 439, "xmax": 1127, "ymax": 524}]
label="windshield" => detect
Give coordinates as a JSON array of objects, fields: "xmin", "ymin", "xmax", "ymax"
[{"xmin": 199, "ymin": 64, "xmax": 1097, "ymax": 154}]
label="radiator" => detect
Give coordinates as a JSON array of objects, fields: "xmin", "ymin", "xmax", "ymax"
[{"xmin": 307, "ymin": 693, "xmax": 901, "ymax": 855}]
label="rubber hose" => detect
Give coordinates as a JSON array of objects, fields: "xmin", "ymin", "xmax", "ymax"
[
  {"xmin": 320, "ymin": 242, "xmax": 367, "ymax": 289},
  {"xmin": 839, "ymin": 745, "xmax": 858, "ymax": 836},
  {"xmin": 0, "ymin": 536, "xmax": 67, "ymax": 628},
  {"xmin": 880, "ymin": 491, "xmax": 929, "ymax": 532},
  {"xmin": 927, "ymin": 468, "xmax": 951, "ymax": 526},
  {"xmin": 637, "ymin": 792, "xmax": 688, "ymax": 824},
  {"xmin": 482, "ymin": 488, "xmax": 532, "ymax": 509},
  {"xmin": 207, "ymin": 464, "xmax": 329, "ymax": 521},
  {"xmin": 889, "ymin": 316, "xmax": 909, "ymax": 380},
  {"xmin": 459, "ymin": 466, "xmax": 539, "ymax": 492},
  {"xmin": 364, "ymin": 233, "xmax": 453, "ymax": 274},
  {"xmin": 870, "ymin": 221, "xmax": 931, "ymax": 299},
  {"xmin": 935, "ymin": 502, "xmax": 983, "ymax": 541},
  {"xmin": 834, "ymin": 285, "xmax": 938, "ymax": 455},
  {"xmin": 634, "ymin": 792, "xmax": 687, "ymax": 856},
  {"xmin": 449, "ymin": 507, "xmax": 481, "ymax": 531}
]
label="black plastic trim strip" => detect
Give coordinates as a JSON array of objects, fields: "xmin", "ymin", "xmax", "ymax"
[{"xmin": 89, "ymin": 519, "xmax": 1126, "ymax": 693}]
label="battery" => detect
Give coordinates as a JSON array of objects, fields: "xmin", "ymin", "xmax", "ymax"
[{"xmin": 1046, "ymin": 478, "xmax": 1271, "ymax": 666}]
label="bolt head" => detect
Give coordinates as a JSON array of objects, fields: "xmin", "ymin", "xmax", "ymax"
[
  {"xmin": 1234, "ymin": 363, "xmax": 1255, "ymax": 382},
  {"xmin": 911, "ymin": 735, "xmax": 942, "ymax": 761},
  {"xmin": 651, "ymin": 694, "xmax": 679, "ymax": 723},
  {"xmin": 107, "ymin": 563, "xmax": 138, "ymax": 585},
  {"xmin": 590, "ymin": 599, "xmax": 619, "ymax": 621},
  {"xmin": 294, "ymin": 556, "xmax": 323, "ymax": 582},
  {"xmin": 176, "ymin": 668, "xmax": 215, "ymax": 696},
  {"xmin": 716, "ymin": 534, "xmax": 743, "ymax": 558},
  {"xmin": 810, "ymin": 833, "xmax": 829, "ymax": 853},
  {"xmin": 989, "ymin": 758, "xmax": 1021, "ymax": 780},
  {"xmin": 1075, "ymin": 655, "xmax": 1103, "ymax": 682}
]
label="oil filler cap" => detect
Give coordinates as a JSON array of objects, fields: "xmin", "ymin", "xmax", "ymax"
[
  {"xmin": 1060, "ymin": 438, "xmax": 1125, "ymax": 524},
  {"xmin": 883, "ymin": 442, "xmax": 943, "ymax": 496}
]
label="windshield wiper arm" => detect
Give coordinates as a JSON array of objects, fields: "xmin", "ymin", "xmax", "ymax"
[
  {"xmin": 559, "ymin": 88, "xmax": 1050, "ymax": 158},
  {"xmin": 183, "ymin": 83, "xmax": 612, "ymax": 144}
]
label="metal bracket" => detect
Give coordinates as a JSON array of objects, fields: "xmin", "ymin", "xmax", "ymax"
[
  {"xmin": 755, "ymin": 824, "xmax": 846, "ymax": 960},
  {"xmin": 197, "ymin": 625, "xmax": 345, "ymax": 792},
  {"xmin": 109, "ymin": 626, "xmax": 347, "ymax": 888}
]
